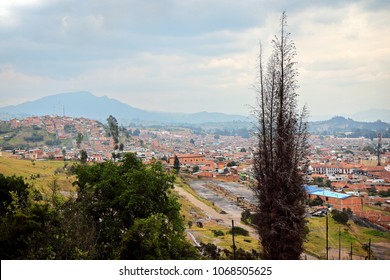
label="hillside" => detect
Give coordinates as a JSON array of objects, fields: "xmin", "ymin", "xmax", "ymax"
[
  {"xmin": 309, "ymin": 116, "xmax": 390, "ymax": 137},
  {"xmin": 0, "ymin": 122, "xmax": 65, "ymax": 150}
]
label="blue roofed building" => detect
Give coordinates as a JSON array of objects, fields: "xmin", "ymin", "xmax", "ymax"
[{"xmin": 305, "ymin": 185, "xmax": 363, "ymax": 212}]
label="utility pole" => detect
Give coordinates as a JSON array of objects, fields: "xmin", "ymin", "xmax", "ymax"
[
  {"xmin": 232, "ymin": 220, "xmax": 236, "ymax": 260},
  {"xmin": 350, "ymin": 243, "xmax": 353, "ymax": 260},
  {"xmin": 326, "ymin": 211, "xmax": 329, "ymax": 260},
  {"xmin": 368, "ymin": 238, "xmax": 371, "ymax": 260},
  {"xmin": 338, "ymin": 227, "xmax": 341, "ymax": 260}
]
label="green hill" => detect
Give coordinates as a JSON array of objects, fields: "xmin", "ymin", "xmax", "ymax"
[{"xmin": 0, "ymin": 123, "xmax": 62, "ymax": 150}]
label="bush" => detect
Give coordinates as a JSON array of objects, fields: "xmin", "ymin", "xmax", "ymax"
[
  {"xmin": 198, "ymin": 243, "xmax": 221, "ymax": 260},
  {"xmin": 228, "ymin": 226, "xmax": 249, "ymax": 236},
  {"xmin": 212, "ymin": 230, "xmax": 225, "ymax": 237},
  {"xmin": 308, "ymin": 197, "xmax": 323, "ymax": 207},
  {"xmin": 196, "ymin": 221, "xmax": 203, "ymax": 228},
  {"xmin": 23, "ymin": 133, "xmax": 44, "ymax": 143},
  {"xmin": 241, "ymin": 209, "xmax": 251, "ymax": 224},
  {"xmin": 331, "ymin": 209, "xmax": 349, "ymax": 225},
  {"xmin": 378, "ymin": 190, "xmax": 390, "ymax": 197}
]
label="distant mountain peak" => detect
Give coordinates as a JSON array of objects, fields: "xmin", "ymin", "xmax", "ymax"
[
  {"xmin": 309, "ymin": 115, "xmax": 390, "ymax": 135},
  {"xmin": 0, "ymin": 91, "xmax": 249, "ymax": 124}
]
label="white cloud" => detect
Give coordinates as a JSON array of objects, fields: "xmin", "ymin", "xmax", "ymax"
[
  {"xmin": 289, "ymin": 3, "xmax": 390, "ymax": 116},
  {"xmin": 0, "ymin": 0, "xmax": 46, "ymax": 28},
  {"xmin": 0, "ymin": 1, "xmax": 389, "ymax": 118}
]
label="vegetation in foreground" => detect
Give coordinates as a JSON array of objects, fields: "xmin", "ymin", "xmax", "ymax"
[
  {"xmin": 0, "ymin": 153, "xmax": 198, "ymax": 259},
  {"xmin": 1, "ymin": 154, "xmax": 389, "ymax": 259}
]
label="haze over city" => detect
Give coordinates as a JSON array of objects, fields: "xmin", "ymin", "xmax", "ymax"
[
  {"xmin": 1, "ymin": 1, "xmax": 390, "ymax": 269},
  {"xmin": 0, "ymin": 0, "xmax": 389, "ymax": 119}
]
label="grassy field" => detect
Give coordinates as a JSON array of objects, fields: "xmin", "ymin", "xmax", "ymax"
[
  {"xmin": 0, "ymin": 152, "xmax": 76, "ymax": 195},
  {"xmin": 305, "ymin": 215, "xmax": 390, "ymax": 259}
]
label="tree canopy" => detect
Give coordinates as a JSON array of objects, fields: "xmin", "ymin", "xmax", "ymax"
[{"xmin": 0, "ymin": 154, "xmax": 197, "ymax": 259}]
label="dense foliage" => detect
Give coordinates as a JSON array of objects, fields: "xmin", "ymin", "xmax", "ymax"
[
  {"xmin": 331, "ymin": 209, "xmax": 349, "ymax": 225},
  {"xmin": 0, "ymin": 154, "xmax": 198, "ymax": 259}
]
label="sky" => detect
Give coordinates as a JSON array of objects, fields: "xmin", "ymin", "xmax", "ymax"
[{"xmin": 0, "ymin": 0, "xmax": 389, "ymax": 119}]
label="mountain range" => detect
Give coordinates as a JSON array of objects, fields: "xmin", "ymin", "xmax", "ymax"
[
  {"xmin": 0, "ymin": 92, "xmax": 389, "ymax": 130},
  {"xmin": 0, "ymin": 92, "xmax": 249, "ymax": 124}
]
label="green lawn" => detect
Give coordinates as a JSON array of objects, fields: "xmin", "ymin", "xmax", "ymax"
[{"xmin": 305, "ymin": 215, "xmax": 390, "ymax": 259}]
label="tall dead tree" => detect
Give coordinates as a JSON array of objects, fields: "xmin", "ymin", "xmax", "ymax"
[{"xmin": 253, "ymin": 12, "xmax": 309, "ymax": 260}]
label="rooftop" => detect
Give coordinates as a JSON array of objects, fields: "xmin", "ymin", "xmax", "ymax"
[{"xmin": 305, "ymin": 185, "xmax": 351, "ymax": 200}]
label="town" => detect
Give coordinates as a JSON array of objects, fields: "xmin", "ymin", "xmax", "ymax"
[{"xmin": 1, "ymin": 114, "xmax": 390, "ymax": 233}]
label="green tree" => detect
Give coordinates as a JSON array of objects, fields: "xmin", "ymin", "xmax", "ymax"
[
  {"xmin": 368, "ymin": 186, "xmax": 377, "ymax": 196},
  {"xmin": 227, "ymin": 161, "xmax": 238, "ymax": 167},
  {"xmin": 331, "ymin": 209, "xmax": 349, "ymax": 225},
  {"xmin": 173, "ymin": 155, "xmax": 180, "ymax": 172},
  {"xmin": 0, "ymin": 174, "xmax": 97, "ymax": 260},
  {"xmin": 72, "ymin": 154, "xmax": 197, "ymax": 259},
  {"xmin": 107, "ymin": 115, "xmax": 119, "ymax": 149},
  {"xmin": 132, "ymin": 128, "xmax": 141, "ymax": 137},
  {"xmin": 62, "ymin": 149, "xmax": 66, "ymax": 162},
  {"xmin": 48, "ymin": 176, "xmax": 61, "ymax": 208},
  {"xmin": 76, "ymin": 133, "xmax": 83, "ymax": 149},
  {"xmin": 80, "ymin": 150, "xmax": 88, "ymax": 163},
  {"xmin": 362, "ymin": 145, "xmax": 376, "ymax": 154},
  {"xmin": 253, "ymin": 12, "xmax": 309, "ymax": 259},
  {"xmin": 241, "ymin": 209, "xmax": 251, "ymax": 224},
  {"xmin": 0, "ymin": 174, "xmax": 61, "ymax": 259},
  {"xmin": 0, "ymin": 174, "xmax": 30, "ymax": 214},
  {"xmin": 192, "ymin": 165, "xmax": 200, "ymax": 173}
]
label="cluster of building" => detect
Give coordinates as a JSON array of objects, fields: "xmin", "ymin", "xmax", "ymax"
[
  {"xmin": 2, "ymin": 115, "xmax": 390, "ymax": 228},
  {"xmin": 7, "ymin": 115, "xmax": 114, "ymax": 161},
  {"xmin": 304, "ymin": 135, "xmax": 390, "ymax": 228},
  {"xmin": 4, "ymin": 116, "xmax": 255, "ymax": 182},
  {"xmin": 140, "ymin": 127, "xmax": 254, "ymax": 182}
]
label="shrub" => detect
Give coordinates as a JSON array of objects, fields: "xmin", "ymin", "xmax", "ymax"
[
  {"xmin": 228, "ymin": 226, "xmax": 249, "ymax": 236},
  {"xmin": 331, "ymin": 209, "xmax": 349, "ymax": 225},
  {"xmin": 241, "ymin": 209, "xmax": 251, "ymax": 223},
  {"xmin": 212, "ymin": 230, "xmax": 225, "ymax": 237},
  {"xmin": 308, "ymin": 197, "xmax": 323, "ymax": 207}
]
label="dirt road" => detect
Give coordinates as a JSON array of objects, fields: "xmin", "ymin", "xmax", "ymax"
[{"xmin": 174, "ymin": 185, "xmax": 258, "ymax": 239}]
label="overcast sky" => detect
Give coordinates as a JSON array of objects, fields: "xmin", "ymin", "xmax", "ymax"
[{"xmin": 0, "ymin": 0, "xmax": 389, "ymax": 119}]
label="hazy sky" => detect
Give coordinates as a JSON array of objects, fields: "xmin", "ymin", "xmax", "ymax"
[{"xmin": 0, "ymin": 0, "xmax": 389, "ymax": 118}]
